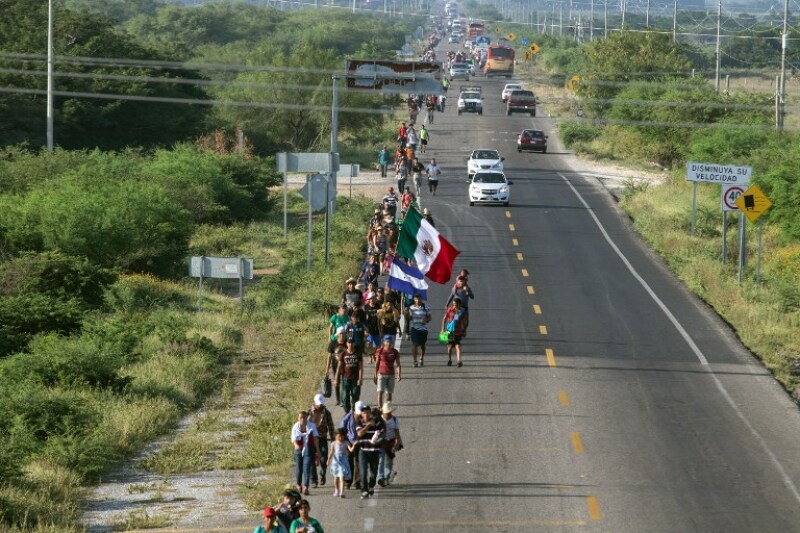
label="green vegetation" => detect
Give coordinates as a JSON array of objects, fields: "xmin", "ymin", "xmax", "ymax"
[
  {"xmin": 514, "ymin": 30, "xmax": 800, "ymax": 399},
  {"xmin": 0, "ymin": 2, "xmax": 410, "ymax": 529}
]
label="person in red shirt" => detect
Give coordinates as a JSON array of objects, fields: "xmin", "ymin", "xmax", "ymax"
[
  {"xmin": 397, "ymin": 122, "xmax": 407, "ymax": 148},
  {"xmin": 373, "ymin": 335, "xmax": 401, "ymax": 407}
]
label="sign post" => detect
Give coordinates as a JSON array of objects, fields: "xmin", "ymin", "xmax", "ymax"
[
  {"xmin": 190, "ymin": 256, "xmax": 254, "ymax": 311},
  {"xmin": 734, "ymin": 184, "xmax": 773, "ymax": 285},
  {"xmin": 721, "ymin": 184, "xmax": 746, "ymax": 263},
  {"xmin": 686, "ymin": 161, "xmax": 751, "ymax": 237}
]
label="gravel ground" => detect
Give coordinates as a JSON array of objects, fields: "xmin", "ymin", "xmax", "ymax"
[{"xmin": 79, "ymin": 155, "xmax": 666, "ymax": 532}]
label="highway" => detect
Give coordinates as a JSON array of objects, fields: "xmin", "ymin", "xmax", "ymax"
[{"xmin": 309, "ymin": 48, "xmax": 800, "ymax": 532}]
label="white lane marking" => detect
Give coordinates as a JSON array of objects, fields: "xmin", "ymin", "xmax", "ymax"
[
  {"xmin": 559, "ymin": 173, "xmax": 800, "ymax": 505},
  {"xmin": 364, "ymin": 517, "xmax": 375, "ymax": 530}
]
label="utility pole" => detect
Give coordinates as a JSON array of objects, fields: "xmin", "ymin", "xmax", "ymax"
[
  {"xmin": 327, "ymin": 75, "xmax": 340, "ymax": 266},
  {"xmin": 590, "ymin": 0, "xmax": 594, "ymax": 41},
  {"xmin": 646, "ymin": 0, "xmax": 650, "ymax": 27},
  {"xmin": 672, "ymin": 0, "xmax": 678, "ymax": 42},
  {"xmin": 47, "ymin": 0, "xmax": 54, "ymax": 152},
  {"xmin": 714, "ymin": 0, "xmax": 722, "ymax": 92},
  {"xmin": 604, "ymin": 0, "xmax": 608, "ymax": 39},
  {"xmin": 778, "ymin": 0, "xmax": 789, "ymax": 130},
  {"xmin": 621, "ymin": 0, "xmax": 626, "ymax": 29}
]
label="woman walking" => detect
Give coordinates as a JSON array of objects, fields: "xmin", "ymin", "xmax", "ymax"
[
  {"xmin": 441, "ymin": 297, "xmax": 467, "ymax": 367},
  {"xmin": 291, "ymin": 411, "xmax": 320, "ymax": 495},
  {"xmin": 288, "ymin": 499, "xmax": 325, "ymax": 533}
]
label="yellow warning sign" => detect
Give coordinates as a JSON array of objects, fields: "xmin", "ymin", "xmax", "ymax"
[
  {"xmin": 495, "ymin": 26, "xmax": 502, "ymax": 33},
  {"xmin": 566, "ymin": 75, "xmax": 581, "ymax": 93},
  {"xmin": 528, "ymin": 43, "xmax": 541, "ymax": 55},
  {"xmin": 507, "ymin": 33, "xmax": 516, "ymax": 42},
  {"xmin": 735, "ymin": 184, "xmax": 772, "ymax": 223}
]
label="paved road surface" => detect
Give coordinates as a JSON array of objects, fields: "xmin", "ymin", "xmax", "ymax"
[{"xmin": 302, "ymin": 53, "xmax": 800, "ymax": 532}]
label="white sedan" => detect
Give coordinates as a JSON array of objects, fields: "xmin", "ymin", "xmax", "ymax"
[
  {"xmin": 467, "ymin": 149, "xmax": 504, "ymax": 177},
  {"xmin": 501, "ymin": 83, "xmax": 523, "ymax": 102},
  {"xmin": 468, "ymin": 171, "xmax": 512, "ymax": 207}
]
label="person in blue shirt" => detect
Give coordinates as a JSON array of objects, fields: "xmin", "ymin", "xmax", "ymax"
[
  {"xmin": 378, "ymin": 145, "xmax": 391, "ymax": 177},
  {"xmin": 338, "ymin": 400, "xmax": 367, "ymax": 489}
]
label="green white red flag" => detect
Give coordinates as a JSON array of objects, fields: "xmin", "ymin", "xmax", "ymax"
[{"xmin": 396, "ymin": 207, "xmax": 459, "ymax": 284}]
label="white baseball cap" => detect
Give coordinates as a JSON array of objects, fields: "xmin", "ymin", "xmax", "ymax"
[
  {"xmin": 336, "ymin": 326, "xmax": 346, "ymax": 335},
  {"xmin": 313, "ymin": 393, "xmax": 325, "ymax": 406},
  {"xmin": 354, "ymin": 401, "xmax": 367, "ymax": 414}
]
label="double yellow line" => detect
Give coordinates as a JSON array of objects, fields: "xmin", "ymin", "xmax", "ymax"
[{"xmin": 506, "ymin": 208, "xmax": 602, "ymax": 523}]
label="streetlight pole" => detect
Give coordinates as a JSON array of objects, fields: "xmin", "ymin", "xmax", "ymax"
[
  {"xmin": 47, "ymin": 0, "xmax": 55, "ymax": 152},
  {"xmin": 714, "ymin": 0, "xmax": 721, "ymax": 92},
  {"xmin": 778, "ymin": 0, "xmax": 789, "ymax": 130}
]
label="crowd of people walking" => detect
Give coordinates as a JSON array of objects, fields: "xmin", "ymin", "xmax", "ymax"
[{"xmin": 254, "ymin": 20, "xmax": 476, "ymax": 532}]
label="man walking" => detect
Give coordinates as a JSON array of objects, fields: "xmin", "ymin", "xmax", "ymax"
[
  {"xmin": 378, "ymin": 145, "xmax": 391, "ymax": 177},
  {"xmin": 339, "ymin": 400, "xmax": 367, "ymax": 490},
  {"xmin": 425, "ymin": 158, "xmax": 441, "ymax": 195},
  {"xmin": 374, "ymin": 335, "xmax": 401, "ymax": 407},
  {"xmin": 336, "ymin": 338, "xmax": 363, "ymax": 414},
  {"xmin": 377, "ymin": 402, "xmax": 401, "ymax": 487},
  {"xmin": 419, "ymin": 125, "xmax": 430, "ymax": 154},
  {"xmin": 356, "ymin": 406, "xmax": 385, "ymax": 499},
  {"xmin": 408, "ymin": 293, "xmax": 431, "ymax": 367},
  {"xmin": 441, "ymin": 297, "xmax": 467, "ymax": 367},
  {"xmin": 309, "ymin": 394, "xmax": 334, "ymax": 488}
]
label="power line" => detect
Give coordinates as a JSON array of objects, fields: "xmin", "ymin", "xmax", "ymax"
[{"xmin": 0, "ymin": 86, "xmax": 393, "ymax": 115}]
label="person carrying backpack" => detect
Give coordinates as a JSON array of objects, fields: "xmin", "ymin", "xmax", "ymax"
[{"xmin": 441, "ymin": 297, "xmax": 467, "ymax": 367}]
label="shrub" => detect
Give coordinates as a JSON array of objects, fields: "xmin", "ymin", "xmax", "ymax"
[
  {"xmin": 0, "ymin": 178, "xmax": 193, "ymax": 276},
  {"xmin": 0, "ymin": 294, "xmax": 85, "ymax": 358},
  {"xmin": 104, "ymin": 274, "xmax": 191, "ymax": 313},
  {"xmin": 559, "ymin": 120, "xmax": 602, "ymax": 146}
]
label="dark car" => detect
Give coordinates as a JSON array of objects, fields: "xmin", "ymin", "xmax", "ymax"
[{"xmin": 517, "ymin": 129, "xmax": 547, "ymax": 153}]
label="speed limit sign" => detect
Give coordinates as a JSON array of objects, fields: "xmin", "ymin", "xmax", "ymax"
[{"xmin": 722, "ymin": 184, "xmax": 745, "ymax": 212}]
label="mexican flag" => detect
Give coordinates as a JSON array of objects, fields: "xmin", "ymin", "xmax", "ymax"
[{"xmin": 396, "ymin": 207, "xmax": 460, "ymax": 284}]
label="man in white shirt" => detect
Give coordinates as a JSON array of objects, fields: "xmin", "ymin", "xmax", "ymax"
[
  {"xmin": 425, "ymin": 159, "xmax": 442, "ymax": 195},
  {"xmin": 408, "ymin": 293, "xmax": 431, "ymax": 367}
]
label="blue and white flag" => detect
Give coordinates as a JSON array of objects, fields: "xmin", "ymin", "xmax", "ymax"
[{"xmin": 387, "ymin": 256, "xmax": 428, "ymax": 300}]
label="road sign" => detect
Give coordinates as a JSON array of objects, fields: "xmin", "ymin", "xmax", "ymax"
[
  {"xmin": 507, "ymin": 33, "xmax": 516, "ymax": 41},
  {"xmin": 566, "ymin": 75, "xmax": 581, "ymax": 93},
  {"xmin": 345, "ymin": 60, "xmax": 443, "ymax": 95},
  {"xmin": 528, "ymin": 43, "xmax": 541, "ymax": 55},
  {"xmin": 686, "ymin": 162, "xmax": 751, "ymax": 184},
  {"xmin": 190, "ymin": 257, "xmax": 254, "ymax": 280},
  {"xmin": 276, "ymin": 152, "xmax": 340, "ymax": 173},
  {"xmin": 521, "ymin": 36, "xmax": 529, "ymax": 45},
  {"xmin": 495, "ymin": 26, "xmax": 502, "ymax": 33},
  {"xmin": 735, "ymin": 184, "xmax": 772, "ymax": 223},
  {"xmin": 722, "ymin": 184, "xmax": 745, "ymax": 212},
  {"xmin": 299, "ymin": 173, "xmax": 334, "ymax": 212}
]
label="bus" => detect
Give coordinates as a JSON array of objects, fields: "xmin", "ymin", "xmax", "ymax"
[
  {"xmin": 483, "ymin": 44, "xmax": 514, "ymax": 77},
  {"xmin": 467, "ymin": 23, "xmax": 486, "ymax": 40}
]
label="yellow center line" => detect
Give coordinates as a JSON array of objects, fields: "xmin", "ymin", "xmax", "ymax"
[
  {"xmin": 539, "ymin": 325, "xmax": 548, "ymax": 335},
  {"xmin": 516, "ymin": 252, "xmax": 524, "ymax": 261},
  {"xmin": 558, "ymin": 390, "xmax": 570, "ymax": 407},
  {"xmin": 571, "ymin": 432, "xmax": 585, "ymax": 455},
  {"xmin": 533, "ymin": 304, "xmax": 542, "ymax": 314},
  {"xmin": 545, "ymin": 348, "xmax": 557, "ymax": 367},
  {"xmin": 509, "ymin": 223, "xmax": 516, "ymax": 232},
  {"xmin": 512, "ymin": 238, "xmax": 519, "ymax": 246},
  {"xmin": 527, "ymin": 285, "xmax": 535, "ymax": 295},
  {"xmin": 505, "ymin": 210, "xmax": 512, "ymax": 218},
  {"xmin": 521, "ymin": 268, "xmax": 529, "ymax": 277},
  {"xmin": 587, "ymin": 496, "xmax": 602, "ymax": 521}
]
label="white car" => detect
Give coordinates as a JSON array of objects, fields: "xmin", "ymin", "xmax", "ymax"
[
  {"xmin": 468, "ymin": 171, "xmax": 512, "ymax": 207},
  {"xmin": 457, "ymin": 89, "xmax": 483, "ymax": 115},
  {"xmin": 501, "ymin": 83, "xmax": 523, "ymax": 102},
  {"xmin": 449, "ymin": 62, "xmax": 470, "ymax": 80},
  {"xmin": 467, "ymin": 149, "xmax": 504, "ymax": 177}
]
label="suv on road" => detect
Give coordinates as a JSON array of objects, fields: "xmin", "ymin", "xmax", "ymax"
[
  {"xmin": 449, "ymin": 62, "xmax": 470, "ymax": 81},
  {"xmin": 467, "ymin": 149, "xmax": 504, "ymax": 177},
  {"xmin": 457, "ymin": 86, "xmax": 483, "ymax": 115},
  {"xmin": 506, "ymin": 89, "xmax": 537, "ymax": 116},
  {"xmin": 517, "ymin": 129, "xmax": 548, "ymax": 153},
  {"xmin": 468, "ymin": 170, "xmax": 513, "ymax": 207}
]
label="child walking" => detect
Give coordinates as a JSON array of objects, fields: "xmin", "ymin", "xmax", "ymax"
[{"xmin": 327, "ymin": 428, "xmax": 354, "ymax": 498}]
